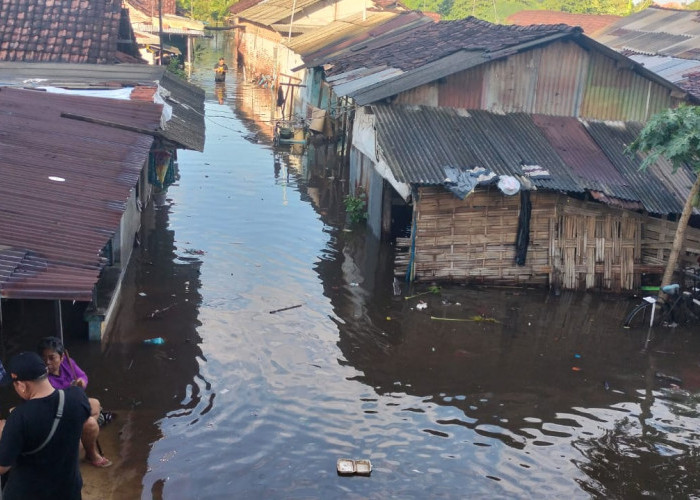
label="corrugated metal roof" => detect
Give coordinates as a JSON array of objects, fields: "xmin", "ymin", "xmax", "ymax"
[
  {"xmin": 285, "ymin": 11, "xmax": 397, "ymax": 56},
  {"xmin": 0, "ymin": 62, "xmax": 205, "ymax": 151},
  {"xmin": 585, "ymin": 120, "xmax": 698, "ymax": 214},
  {"xmin": 236, "ymin": 0, "xmax": 320, "ymax": 26},
  {"xmin": 369, "ymin": 104, "xmax": 693, "ymax": 214},
  {"xmin": 371, "ymin": 104, "xmax": 583, "ymax": 192},
  {"xmin": 595, "ymin": 6, "xmax": 700, "ymax": 59},
  {"xmin": 629, "ymin": 53, "xmax": 700, "ymax": 83},
  {"xmin": 0, "ymin": 87, "xmax": 162, "ymax": 300},
  {"xmin": 532, "ymin": 114, "xmax": 638, "ymax": 200},
  {"xmin": 581, "ymin": 120, "xmax": 686, "ymax": 214}
]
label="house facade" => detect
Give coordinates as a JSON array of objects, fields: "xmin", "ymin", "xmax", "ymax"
[{"xmin": 0, "ymin": 63, "xmax": 205, "ymax": 341}]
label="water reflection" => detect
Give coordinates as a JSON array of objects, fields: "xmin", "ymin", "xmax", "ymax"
[{"xmin": 90, "ymin": 40, "xmax": 700, "ymax": 498}]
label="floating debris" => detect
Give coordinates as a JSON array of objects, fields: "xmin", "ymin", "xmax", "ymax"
[
  {"xmin": 337, "ymin": 458, "xmax": 372, "ymax": 476},
  {"xmin": 269, "ymin": 304, "xmax": 302, "ymax": 314}
]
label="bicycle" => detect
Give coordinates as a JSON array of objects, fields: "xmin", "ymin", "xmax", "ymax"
[{"xmin": 623, "ymin": 268, "xmax": 700, "ymax": 329}]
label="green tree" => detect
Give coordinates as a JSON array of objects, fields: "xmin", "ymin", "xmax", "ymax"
[{"xmin": 626, "ymin": 104, "xmax": 700, "ymax": 289}]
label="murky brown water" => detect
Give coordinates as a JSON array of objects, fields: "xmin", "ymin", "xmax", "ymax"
[{"xmin": 74, "ymin": 42, "xmax": 700, "ymax": 499}]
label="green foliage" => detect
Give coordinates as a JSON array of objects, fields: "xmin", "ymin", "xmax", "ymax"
[
  {"xmin": 344, "ymin": 192, "xmax": 368, "ymax": 225},
  {"xmin": 626, "ymin": 104, "xmax": 700, "ymax": 175},
  {"xmin": 166, "ymin": 57, "xmax": 186, "ymax": 79},
  {"xmin": 176, "ymin": 0, "xmax": 233, "ymax": 22}
]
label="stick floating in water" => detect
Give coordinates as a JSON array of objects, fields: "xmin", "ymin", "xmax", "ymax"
[{"xmin": 269, "ymin": 304, "xmax": 302, "ymax": 314}]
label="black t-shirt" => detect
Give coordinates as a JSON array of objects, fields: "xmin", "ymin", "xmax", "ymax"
[
  {"xmin": 0, "ymin": 386, "xmax": 90, "ymax": 500},
  {"xmin": 214, "ymin": 63, "xmax": 228, "ymax": 82}
]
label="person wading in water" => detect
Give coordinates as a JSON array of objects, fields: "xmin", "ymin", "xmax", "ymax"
[{"xmin": 214, "ymin": 57, "xmax": 228, "ymax": 83}]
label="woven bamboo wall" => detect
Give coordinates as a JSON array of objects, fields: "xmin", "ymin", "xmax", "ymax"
[{"xmin": 397, "ymin": 187, "xmax": 700, "ymax": 291}]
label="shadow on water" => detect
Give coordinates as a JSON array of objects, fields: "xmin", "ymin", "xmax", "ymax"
[{"xmin": 72, "ymin": 38, "xmax": 700, "ymax": 499}]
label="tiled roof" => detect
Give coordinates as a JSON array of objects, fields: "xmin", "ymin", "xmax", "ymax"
[
  {"xmin": 0, "ymin": 0, "xmax": 122, "ymax": 63},
  {"xmin": 595, "ymin": 6, "xmax": 700, "ymax": 60},
  {"xmin": 507, "ymin": 10, "xmax": 621, "ymax": 35},
  {"xmin": 0, "ymin": 87, "xmax": 163, "ymax": 300},
  {"xmin": 370, "ymin": 104, "xmax": 692, "ymax": 214},
  {"xmin": 326, "ymin": 16, "xmax": 581, "ymax": 77},
  {"xmin": 0, "ymin": 62, "xmax": 206, "ymax": 151}
]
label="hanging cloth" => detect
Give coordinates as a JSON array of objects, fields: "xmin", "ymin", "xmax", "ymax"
[{"xmin": 514, "ymin": 190, "xmax": 531, "ymax": 266}]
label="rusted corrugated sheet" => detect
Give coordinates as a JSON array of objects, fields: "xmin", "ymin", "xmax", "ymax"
[
  {"xmin": 0, "ymin": 87, "xmax": 162, "ymax": 300},
  {"xmin": 532, "ymin": 114, "xmax": 636, "ymax": 200},
  {"xmin": 584, "ymin": 120, "xmax": 695, "ymax": 215},
  {"xmin": 580, "ymin": 50, "xmax": 678, "ymax": 121},
  {"xmin": 0, "ymin": 62, "xmax": 206, "ymax": 151},
  {"xmin": 438, "ymin": 65, "xmax": 485, "ymax": 109}
]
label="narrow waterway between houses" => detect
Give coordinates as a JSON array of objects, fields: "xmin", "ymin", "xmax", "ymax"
[{"xmin": 75, "ymin": 42, "xmax": 700, "ymax": 499}]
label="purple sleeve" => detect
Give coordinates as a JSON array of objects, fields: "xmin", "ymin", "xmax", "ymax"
[
  {"xmin": 49, "ymin": 357, "xmax": 88, "ymax": 389},
  {"xmin": 67, "ymin": 357, "xmax": 89, "ymax": 388}
]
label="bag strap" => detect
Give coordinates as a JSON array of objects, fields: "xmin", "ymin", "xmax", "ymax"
[{"xmin": 23, "ymin": 390, "xmax": 65, "ymax": 456}]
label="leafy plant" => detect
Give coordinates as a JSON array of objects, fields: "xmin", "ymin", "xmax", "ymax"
[
  {"xmin": 166, "ymin": 57, "xmax": 186, "ymax": 79},
  {"xmin": 344, "ymin": 192, "xmax": 367, "ymax": 225}
]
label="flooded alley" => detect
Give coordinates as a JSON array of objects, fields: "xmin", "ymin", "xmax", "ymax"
[{"xmin": 72, "ymin": 43, "xmax": 700, "ymax": 499}]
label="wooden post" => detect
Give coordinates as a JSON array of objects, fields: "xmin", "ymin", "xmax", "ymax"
[{"xmin": 158, "ymin": 0, "xmax": 164, "ymax": 65}]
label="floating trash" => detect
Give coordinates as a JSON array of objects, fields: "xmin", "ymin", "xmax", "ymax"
[
  {"xmin": 337, "ymin": 458, "xmax": 372, "ymax": 476},
  {"xmin": 144, "ymin": 337, "xmax": 165, "ymax": 345}
]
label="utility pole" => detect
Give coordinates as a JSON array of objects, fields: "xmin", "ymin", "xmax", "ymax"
[{"xmin": 158, "ymin": 0, "xmax": 164, "ymax": 65}]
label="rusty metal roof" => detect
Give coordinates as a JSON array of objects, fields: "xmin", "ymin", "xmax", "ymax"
[
  {"xmin": 0, "ymin": 87, "xmax": 162, "ymax": 300},
  {"xmin": 370, "ymin": 104, "xmax": 693, "ymax": 214},
  {"xmin": 0, "ymin": 62, "xmax": 205, "ymax": 151},
  {"xmin": 595, "ymin": 6, "xmax": 700, "ymax": 59},
  {"xmin": 0, "ymin": 0, "xmax": 122, "ymax": 63}
]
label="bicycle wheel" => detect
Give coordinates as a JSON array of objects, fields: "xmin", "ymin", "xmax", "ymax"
[{"xmin": 623, "ymin": 298, "xmax": 661, "ymax": 328}]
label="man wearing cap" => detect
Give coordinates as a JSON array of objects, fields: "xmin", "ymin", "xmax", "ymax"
[{"xmin": 0, "ymin": 352, "xmax": 90, "ymax": 499}]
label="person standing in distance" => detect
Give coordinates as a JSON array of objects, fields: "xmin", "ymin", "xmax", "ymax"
[
  {"xmin": 214, "ymin": 57, "xmax": 228, "ymax": 83},
  {"xmin": 0, "ymin": 352, "xmax": 91, "ymax": 500}
]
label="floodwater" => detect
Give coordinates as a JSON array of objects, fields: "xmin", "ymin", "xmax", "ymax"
[{"xmin": 76, "ymin": 42, "xmax": 700, "ymax": 499}]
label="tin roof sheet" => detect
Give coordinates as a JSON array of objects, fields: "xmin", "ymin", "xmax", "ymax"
[
  {"xmin": 0, "ymin": 0, "xmax": 122, "ymax": 63},
  {"xmin": 285, "ymin": 11, "xmax": 397, "ymax": 56},
  {"xmin": 0, "ymin": 87, "xmax": 162, "ymax": 300},
  {"xmin": 371, "ymin": 104, "xmax": 583, "ymax": 192},
  {"xmin": 236, "ymin": 0, "xmax": 321, "ymax": 26},
  {"xmin": 370, "ymin": 104, "xmax": 693, "ymax": 214},
  {"xmin": 595, "ymin": 6, "xmax": 700, "ymax": 59},
  {"xmin": 0, "ymin": 62, "xmax": 205, "ymax": 151}
]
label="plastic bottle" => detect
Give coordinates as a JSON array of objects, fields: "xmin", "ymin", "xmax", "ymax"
[{"xmin": 143, "ymin": 337, "xmax": 165, "ymax": 345}]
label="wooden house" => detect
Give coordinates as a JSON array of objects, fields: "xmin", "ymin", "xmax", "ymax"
[
  {"xmin": 0, "ymin": 63, "xmax": 205, "ymax": 341},
  {"xmin": 311, "ymin": 17, "xmax": 700, "ymax": 291}
]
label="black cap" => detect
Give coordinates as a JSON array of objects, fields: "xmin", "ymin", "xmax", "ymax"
[
  {"xmin": 8, "ymin": 352, "xmax": 48, "ymax": 382},
  {"xmin": 0, "ymin": 360, "xmax": 11, "ymax": 386}
]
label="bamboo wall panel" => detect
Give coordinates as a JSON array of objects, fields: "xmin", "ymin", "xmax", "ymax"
[{"xmin": 397, "ymin": 188, "xmax": 700, "ymax": 290}]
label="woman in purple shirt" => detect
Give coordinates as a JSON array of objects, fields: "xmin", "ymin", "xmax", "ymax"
[{"xmin": 37, "ymin": 336, "xmax": 112, "ymax": 468}]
